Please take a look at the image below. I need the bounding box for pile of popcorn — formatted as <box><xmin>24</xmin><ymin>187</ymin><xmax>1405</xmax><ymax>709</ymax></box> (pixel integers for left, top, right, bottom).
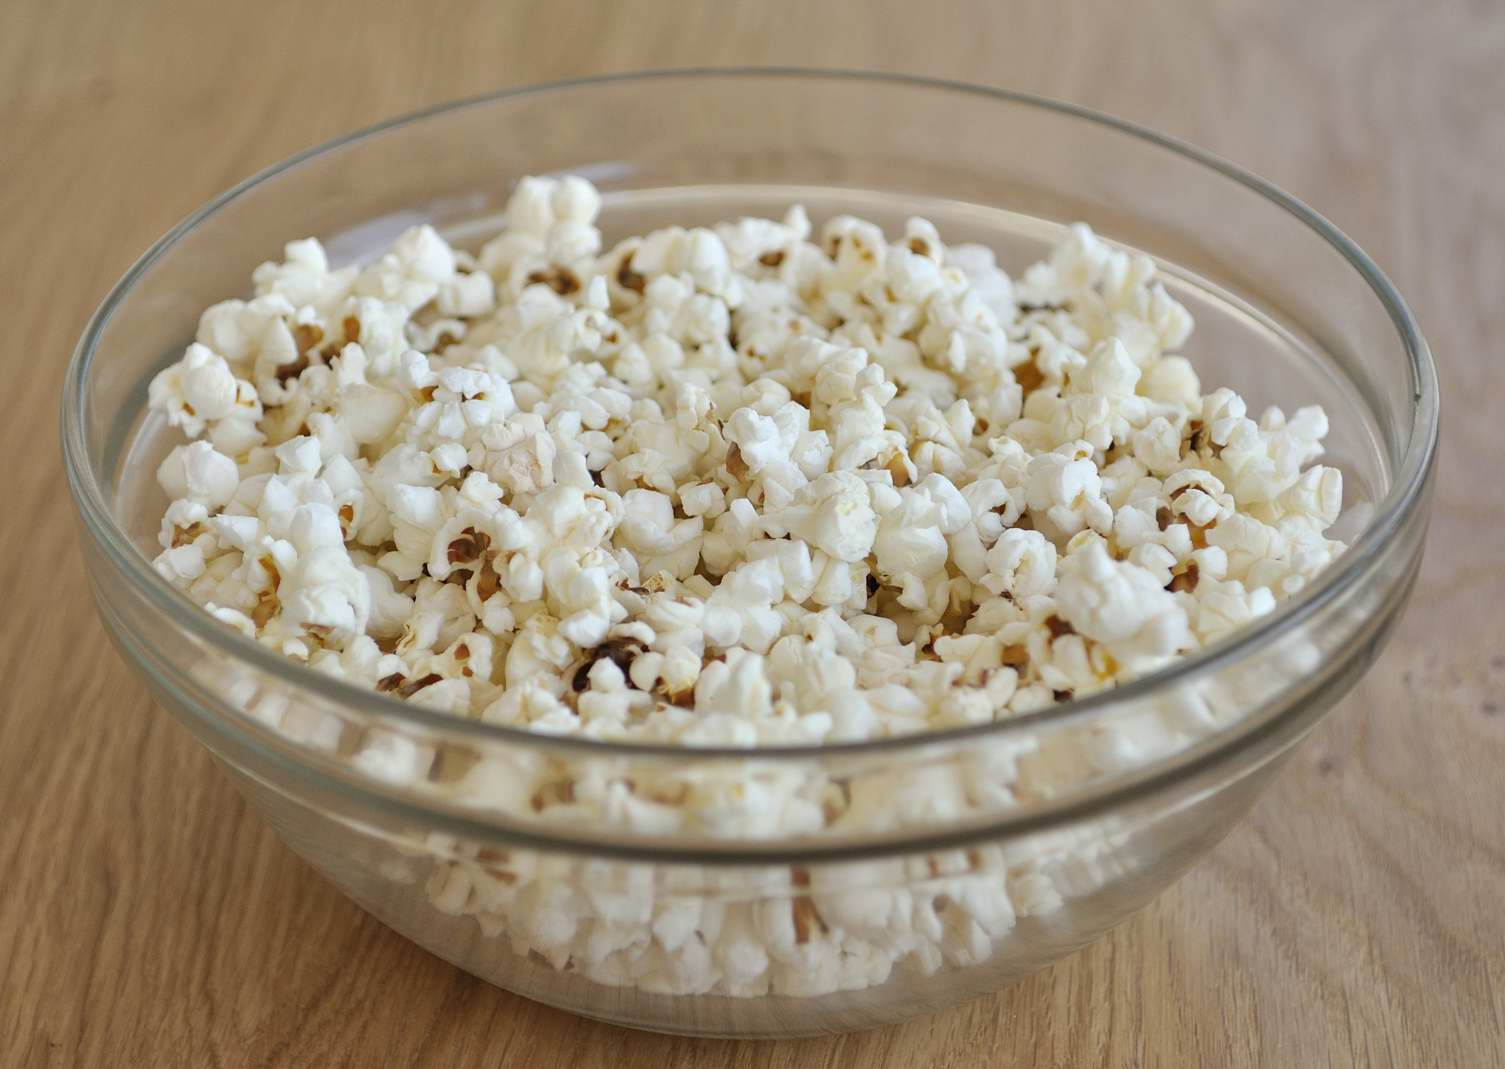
<box><xmin>149</xmin><ymin>176</ymin><xmax>1346</xmax><ymax>996</ymax></box>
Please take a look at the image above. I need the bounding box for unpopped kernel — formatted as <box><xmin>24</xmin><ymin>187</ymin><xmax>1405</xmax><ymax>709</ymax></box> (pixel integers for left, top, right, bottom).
<box><xmin>150</xmin><ymin>177</ymin><xmax>1346</xmax><ymax>997</ymax></box>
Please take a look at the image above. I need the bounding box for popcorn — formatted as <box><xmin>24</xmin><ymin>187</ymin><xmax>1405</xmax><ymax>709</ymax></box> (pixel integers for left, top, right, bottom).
<box><xmin>778</xmin><ymin>472</ymin><xmax>878</xmax><ymax>563</ymax></box>
<box><xmin>156</xmin><ymin>441</ymin><xmax>241</xmax><ymax>507</ymax></box>
<box><xmin>149</xmin><ymin>343</ymin><xmax>253</xmax><ymax>437</ymax></box>
<box><xmin>147</xmin><ymin>176</ymin><xmax>1349</xmax><ymax>1003</ymax></box>
<box><xmin>1055</xmin><ymin>542</ymin><xmax>1190</xmax><ymax>667</ymax></box>
<box><xmin>981</xmin><ymin>528</ymin><xmax>1058</xmax><ymax>599</ymax></box>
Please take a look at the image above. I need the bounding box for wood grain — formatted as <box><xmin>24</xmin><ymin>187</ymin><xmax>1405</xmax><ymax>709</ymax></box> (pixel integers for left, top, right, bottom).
<box><xmin>3</xmin><ymin>0</ymin><xmax>1501</xmax><ymax>1064</ymax></box>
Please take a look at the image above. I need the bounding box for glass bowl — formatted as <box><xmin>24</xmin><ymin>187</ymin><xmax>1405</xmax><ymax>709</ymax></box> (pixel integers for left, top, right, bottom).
<box><xmin>61</xmin><ymin>70</ymin><xmax>1438</xmax><ymax>1037</ymax></box>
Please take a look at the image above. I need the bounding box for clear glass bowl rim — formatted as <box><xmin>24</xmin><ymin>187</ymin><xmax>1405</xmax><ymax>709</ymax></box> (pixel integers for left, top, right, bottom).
<box><xmin>61</xmin><ymin>67</ymin><xmax>1440</xmax><ymax>778</ymax></box>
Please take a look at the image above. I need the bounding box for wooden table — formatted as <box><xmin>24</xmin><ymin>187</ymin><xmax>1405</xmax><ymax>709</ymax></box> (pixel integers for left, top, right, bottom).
<box><xmin>4</xmin><ymin>1</ymin><xmax>1500</xmax><ymax>1064</ymax></box>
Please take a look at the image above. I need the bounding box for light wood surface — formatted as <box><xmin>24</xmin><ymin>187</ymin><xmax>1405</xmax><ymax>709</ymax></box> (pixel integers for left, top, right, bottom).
<box><xmin>3</xmin><ymin>1</ymin><xmax>1501</xmax><ymax>1065</ymax></box>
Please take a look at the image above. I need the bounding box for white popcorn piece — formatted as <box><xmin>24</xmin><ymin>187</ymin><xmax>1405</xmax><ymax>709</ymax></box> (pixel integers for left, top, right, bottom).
<box><xmin>156</xmin><ymin>441</ymin><xmax>241</xmax><ymax>507</ymax></box>
<box><xmin>149</xmin><ymin>343</ymin><xmax>252</xmax><ymax>437</ymax></box>
<box><xmin>779</xmin><ymin>472</ymin><xmax>878</xmax><ymax>563</ymax></box>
